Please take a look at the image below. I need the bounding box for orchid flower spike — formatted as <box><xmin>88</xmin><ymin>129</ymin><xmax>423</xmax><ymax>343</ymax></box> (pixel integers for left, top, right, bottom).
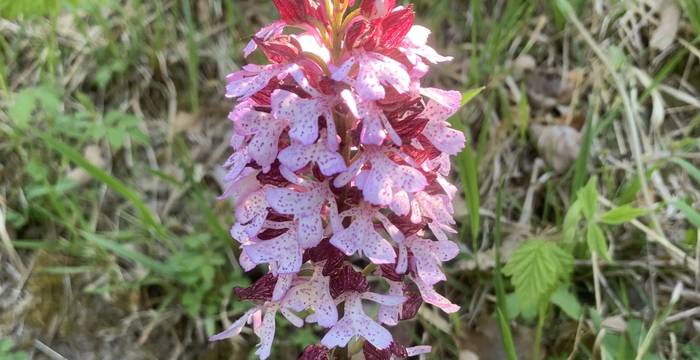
<box><xmin>215</xmin><ymin>0</ymin><xmax>465</xmax><ymax>358</ymax></box>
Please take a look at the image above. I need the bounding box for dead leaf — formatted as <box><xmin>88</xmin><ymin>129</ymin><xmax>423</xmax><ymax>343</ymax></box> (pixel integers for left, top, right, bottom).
<box><xmin>66</xmin><ymin>145</ymin><xmax>106</xmax><ymax>186</ymax></box>
<box><xmin>601</xmin><ymin>315</ymin><xmax>628</xmax><ymax>333</ymax></box>
<box><xmin>529</xmin><ymin>124</ymin><xmax>581</xmax><ymax>174</ymax></box>
<box><xmin>169</xmin><ymin>111</ymin><xmax>201</xmax><ymax>140</ymax></box>
<box><xmin>525</xmin><ymin>71</ymin><xmax>574</xmax><ymax>112</ymax></box>
<box><xmin>458</xmin><ymin>316</ymin><xmax>540</xmax><ymax>360</ymax></box>
<box><xmin>650</xmin><ymin>0</ymin><xmax>680</xmax><ymax>51</ymax></box>
<box><xmin>633</xmin><ymin>67</ymin><xmax>666</xmax><ymax>129</ymax></box>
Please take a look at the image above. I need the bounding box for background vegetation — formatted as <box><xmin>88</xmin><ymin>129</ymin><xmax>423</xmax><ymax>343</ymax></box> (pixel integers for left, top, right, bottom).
<box><xmin>1</xmin><ymin>0</ymin><xmax>699</xmax><ymax>359</ymax></box>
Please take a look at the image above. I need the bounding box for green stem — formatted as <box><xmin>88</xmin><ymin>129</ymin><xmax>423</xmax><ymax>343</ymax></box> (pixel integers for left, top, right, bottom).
<box><xmin>533</xmin><ymin>302</ymin><xmax>548</xmax><ymax>360</ymax></box>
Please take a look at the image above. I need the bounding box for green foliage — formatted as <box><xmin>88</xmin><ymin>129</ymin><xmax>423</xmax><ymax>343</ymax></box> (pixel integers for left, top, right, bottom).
<box><xmin>503</xmin><ymin>239</ymin><xmax>573</xmax><ymax>307</ymax></box>
<box><xmin>599</xmin><ymin>205</ymin><xmax>647</xmax><ymax>225</ymax></box>
<box><xmin>8</xmin><ymin>86</ymin><xmax>62</xmax><ymax>128</ymax></box>
<box><xmin>168</xmin><ymin>234</ymin><xmax>229</xmax><ymax>317</ymax></box>
<box><xmin>679</xmin><ymin>0</ymin><xmax>700</xmax><ymax>37</ymax></box>
<box><xmin>88</xmin><ymin>111</ymin><xmax>148</xmax><ymax>150</ymax></box>
<box><xmin>452</xmin><ymin>88</ymin><xmax>483</xmax><ymax>246</ymax></box>
<box><xmin>550</xmin><ymin>286</ymin><xmax>582</xmax><ymax>320</ymax></box>
<box><xmin>563</xmin><ymin>177</ymin><xmax>645</xmax><ymax>260</ymax></box>
<box><xmin>0</xmin><ymin>0</ymin><xmax>66</xmax><ymax>18</ymax></box>
<box><xmin>586</xmin><ymin>222</ymin><xmax>610</xmax><ymax>261</ymax></box>
<box><xmin>0</xmin><ymin>339</ymin><xmax>26</xmax><ymax>360</ymax></box>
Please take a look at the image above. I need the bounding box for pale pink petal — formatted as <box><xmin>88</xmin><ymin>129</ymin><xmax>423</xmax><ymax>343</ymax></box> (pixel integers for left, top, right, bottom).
<box><xmin>280</xmin><ymin>307</ymin><xmax>305</xmax><ymax>328</ymax></box>
<box><xmin>329</xmin><ymin>207</ymin><xmax>396</xmax><ymax>264</ymax></box>
<box><xmin>282</xmin><ymin>268</ymin><xmax>338</xmax><ymax>328</ymax></box>
<box><xmin>333</xmin><ymin>153</ymin><xmax>367</xmax><ymax>188</ymax></box>
<box><xmin>355</xmin><ymin>53</ymin><xmax>410</xmax><ymax>101</ymax></box>
<box><xmin>294</xmin><ymin>33</ymin><xmax>331</xmax><ymax>63</ymax></box>
<box><xmin>377</xmin><ymin>281</ymin><xmax>403</xmax><ymax>326</ymax></box>
<box><xmin>237</xmin><ymin>108</ymin><xmax>287</xmax><ymax>171</ymax></box>
<box><xmin>419</xmin><ymin>96</ymin><xmax>465</xmax><ymax>155</ymax></box>
<box><xmin>255</xmin><ymin>308</ymin><xmax>277</xmax><ymax>360</ymax></box>
<box><xmin>271</xmin><ymin>89</ymin><xmax>323</xmax><ymax>145</ymax></box>
<box><xmin>278</xmin><ymin>134</ymin><xmax>346</xmax><ymax>176</ymax></box>
<box><xmin>331</xmin><ymin>57</ymin><xmax>358</xmax><ymax>83</ymax></box>
<box><xmin>227</xmin><ymin>63</ymin><xmax>296</xmax><ymax>100</ymax></box>
<box><xmin>298</xmin><ymin>215</ymin><xmax>324</xmax><ymax>248</ymax></box>
<box><xmin>209</xmin><ymin>308</ymin><xmax>257</xmax><ymax>341</ymax></box>
<box><xmin>321</xmin><ymin>294</ymin><xmax>393</xmax><ymax>350</ymax></box>
<box><xmin>407</xmin><ymin>236</ymin><xmax>458</xmax><ymax>285</ymax></box>
<box><xmin>273</xmin><ymin>273</ymin><xmax>295</xmax><ymax>301</ymax></box>
<box><xmin>244</xmin><ymin>21</ymin><xmax>286</xmax><ymax>57</ymax></box>
<box><xmin>406</xmin><ymin>346</ymin><xmax>432</xmax><ymax>356</ymax></box>
<box><xmin>401</xmin><ymin>26</ymin><xmax>452</xmax><ymax>64</ymax></box>
<box><xmin>361</xmin><ymin>292</ymin><xmax>406</xmax><ymax>306</ymax></box>
<box><xmin>341</xmin><ymin>89</ymin><xmax>360</xmax><ymax>118</ymax></box>
<box><xmin>412</xmin><ymin>276</ymin><xmax>460</xmax><ymax>313</ymax></box>
<box><xmin>358</xmin><ymin>101</ymin><xmax>388</xmax><ymax>145</ymax></box>
<box><xmin>420</xmin><ymin>87</ymin><xmax>461</xmax><ymax>110</ymax></box>
<box><xmin>362</xmin><ymin>151</ymin><xmax>427</xmax><ymax>207</ymax></box>
<box><xmin>244</xmin><ymin>230</ymin><xmax>302</xmax><ymax>274</ymax></box>
<box><xmin>266</xmin><ymin>186</ymin><xmax>325</xmax><ymax>217</ymax></box>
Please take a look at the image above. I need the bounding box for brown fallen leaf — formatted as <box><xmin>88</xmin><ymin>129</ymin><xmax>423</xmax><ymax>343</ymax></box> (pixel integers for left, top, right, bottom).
<box><xmin>168</xmin><ymin>111</ymin><xmax>201</xmax><ymax>140</ymax></box>
<box><xmin>650</xmin><ymin>0</ymin><xmax>680</xmax><ymax>51</ymax></box>
<box><xmin>66</xmin><ymin>145</ymin><xmax>106</xmax><ymax>185</ymax></box>
<box><xmin>529</xmin><ymin>124</ymin><xmax>582</xmax><ymax>174</ymax></box>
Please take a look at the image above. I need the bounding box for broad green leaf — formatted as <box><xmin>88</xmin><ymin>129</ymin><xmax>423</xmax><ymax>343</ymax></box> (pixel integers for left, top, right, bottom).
<box><xmin>587</xmin><ymin>223</ymin><xmax>610</xmax><ymax>261</ymax></box>
<box><xmin>503</xmin><ymin>239</ymin><xmax>573</xmax><ymax>306</ymax></box>
<box><xmin>551</xmin><ymin>286</ymin><xmax>582</xmax><ymax>320</ymax></box>
<box><xmin>600</xmin><ymin>205</ymin><xmax>646</xmax><ymax>225</ymax></box>
<box><xmin>579</xmin><ymin>177</ymin><xmax>599</xmax><ymax>220</ymax></box>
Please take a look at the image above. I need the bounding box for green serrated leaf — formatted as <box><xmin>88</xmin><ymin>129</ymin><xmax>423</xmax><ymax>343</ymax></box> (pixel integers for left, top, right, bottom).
<box><xmin>587</xmin><ymin>223</ymin><xmax>610</xmax><ymax>261</ymax></box>
<box><xmin>503</xmin><ymin>239</ymin><xmax>573</xmax><ymax>306</ymax></box>
<box><xmin>579</xmin><ymin>177</ymin><xmax>599</xmax><ymax>220</ymax></box>
<box><xmin>599</xmin><ymin>205</ymin><xmax>646</xmax><ymax>225</ymax></box>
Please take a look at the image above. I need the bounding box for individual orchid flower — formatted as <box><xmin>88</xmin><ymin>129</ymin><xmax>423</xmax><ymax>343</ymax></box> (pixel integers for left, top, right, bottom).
<box><xmin>330</xmin><ymin>203</ymin><xmax>396</xmax><ymax>264</ymax></box>
<box><xmin>418</xmin><ymin>87</ymin><xmax>466</xmax><ymax>155</ymax></box>
<box><xmin>282</xmin><ymin>266</ymin><xmax>338</xmax><ymax>327</ymax></box>
<box><xmin>243</xmin><ymin>226</ymin><xmax>303</xmax><ymax>274</ymax></box>
<box><xmin>332</xmin><ymin>51</ymin><xmax>410</xmax><ymax>102</ymax></box>
<box><xmin>234</xmin><ymin>106</ymin><xmax>288</xmax><ymax>172</ymax></box>
<box><xmin>334</xmin><ymin>148</ymin><xmax>427</xmax><ymax>215</ymax></box>
<box><xmin>266</xmin><ymin>182</ymin><xmax>337</xmax><ymax>249</ymax></box>
<box><xmin>278</xmin><ymin>131</ymin><xmax>347</xmax><ymax>176</ymax></box>
<box><xmin>227</xmin><ymin>63</ymin><xmax>301</xmax><ymax>101</ymax></box>
<box><xmin>411</xmin><ymin>275</ymin><xmax>460</xmax><ymax>314</ymax></box>
<box><xmin>398</xmin><ymin>235</ymin><xmax>459</xmax><ymax>285</ymax></box>
<box><xmin>215</xmin><ymin>0</ymin><xmax>467</xmax><ymax>358</ymax></box>
<box><xmin>320</xmin><ymin>291</ymin><xmax>403</xmax><ymax>350</ymax></box>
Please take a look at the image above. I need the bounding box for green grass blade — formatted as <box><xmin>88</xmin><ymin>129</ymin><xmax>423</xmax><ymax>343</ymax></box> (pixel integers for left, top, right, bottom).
<box><xmin>182</xmin><ymin>0</ymin><xmax>200</xmax><ymax>113</ymax></box>
<box><xmin>456</xmin><ymin>144</ymin><xmax>481</xmax><ymax>249</ymax></box>
<box><xmin>83</xmin><ymin>232</ymin><xmax>174</xmax><ymax>277</ymax></box>
<box><xmin>674</xmin><ymin>200</ymin><xmax>700</xmax><ymax>229</ymax></box>
<box><xmin>670</xmin><ymin>158</ymin><xmax>700</xmax><ymax>186</ymax></box>
<box><xmin>40</xmin><ymin>134</ymin><xmax>173</xmax><ymax>249</ymax></box>
<box><xmin>494</xmin><ymin>186</ymin><xmax>517</xmax><ymax>360</ymax></box>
